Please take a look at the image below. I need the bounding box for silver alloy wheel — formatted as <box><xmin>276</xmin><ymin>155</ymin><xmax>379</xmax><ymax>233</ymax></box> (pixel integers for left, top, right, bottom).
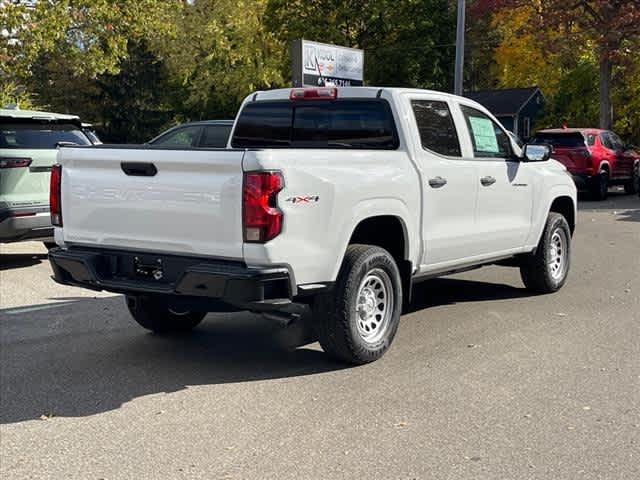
<box><xmin>548</xmin><ymin>228</ymin><xmax>567</xmax><ymax>281</ymax></box>
<box><xmin>355</xmin><ymin>268</ymin><xmax>394</xmax><ymax>344</ymax></box>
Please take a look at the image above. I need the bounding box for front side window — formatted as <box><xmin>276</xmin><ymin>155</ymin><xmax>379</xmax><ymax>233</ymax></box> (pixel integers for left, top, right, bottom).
<box><xmin>232</xmin><ymin>99</ymin><xmax>398</xmax><ymax>149</ymax></box>
<box><xmin>0</xmin><ymin>123</ymin><xmax>91</xmax><ymax>149</ymax></box>
<box><xmin>600</xmin><ymin>133</ymin><xmax>614</xmax><ymax>150</ymax></box>
<box><xmin>152</xmin><ymin>125</ymin><xmax>202</xmax><ymax>147</ymax></box>
<box><xmin>411</xmin><ymin>100</ymin><xmax>461</xmax><ymax>157</ymax></box>
<box><xmin>460</xmin><ymin>105</ymin><xmax>511</xmax><ymax>158</ymax></box>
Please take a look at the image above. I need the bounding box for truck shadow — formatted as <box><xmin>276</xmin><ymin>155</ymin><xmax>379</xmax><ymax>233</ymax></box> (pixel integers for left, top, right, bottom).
<box><xmin>407</xmin><ymin>277</ymin><xmax>530</xmax><ymax>313</ymax></box>
<box><xmin>0</xmin><ymin>252</ymin><xmax>47</xmax><ymax>271</ymax></box>
<box><xmin>1</xmin><ymin>276</ymin><xmax>532</xmax><ymax>424</ymax></box>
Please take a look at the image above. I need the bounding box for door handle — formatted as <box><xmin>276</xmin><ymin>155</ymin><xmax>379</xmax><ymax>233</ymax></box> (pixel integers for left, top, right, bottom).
<box><xmin>428</xmin><ymin>176</ymin><xmax>447</xmax><ymax>188</ymax></box>
<box><xmin>121</xmin><ymin>162</ymin><xmax>158</xmax><ymax>177</ymax></box>
<box><xmin>480</xmin><ymin>176</ymin><xmax>496</xmax><ymax>186</ymax></box>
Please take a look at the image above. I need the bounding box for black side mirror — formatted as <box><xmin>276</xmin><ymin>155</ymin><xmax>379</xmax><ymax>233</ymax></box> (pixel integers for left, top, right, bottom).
<box><xmin>523</xmin><ymin>143</ymin><xmax>551</xmax><ymax>162</ymax></box>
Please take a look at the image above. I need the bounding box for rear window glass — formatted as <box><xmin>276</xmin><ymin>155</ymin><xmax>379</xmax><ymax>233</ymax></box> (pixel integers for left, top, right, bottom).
<box><xmin>532</xmin><ymin>133</ymin><xmax>585</xmax><ymax>148</ymax></box>
<box><xmin>0</xmin><ymin>123</ymin><xmax>91</xmax><ymax>149</ymax></box>
<box><xmin>231</xmin><ymin>100</ymin><xmax>398</xmax><ymax>149</ymax></box>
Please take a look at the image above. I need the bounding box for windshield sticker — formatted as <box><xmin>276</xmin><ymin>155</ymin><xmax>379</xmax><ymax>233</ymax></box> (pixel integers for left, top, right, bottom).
<box><xmin>469</xmin><ymin>116</ymin><xmax>499</xmax><ymax>153</ymax></box>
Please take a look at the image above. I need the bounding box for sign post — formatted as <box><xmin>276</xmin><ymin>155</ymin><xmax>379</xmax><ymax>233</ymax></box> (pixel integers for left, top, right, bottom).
<box><xmin>291</xmin><ymin>40</ymin><xmax>364</xmax><ymax>87</ymax></box>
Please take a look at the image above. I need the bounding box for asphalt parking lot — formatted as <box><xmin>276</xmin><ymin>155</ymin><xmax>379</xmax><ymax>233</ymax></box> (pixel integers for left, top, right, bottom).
<box><xmin>1</xmin><ymin>192</ymin><xmax>639</xmax><ymax>480</ymax></box>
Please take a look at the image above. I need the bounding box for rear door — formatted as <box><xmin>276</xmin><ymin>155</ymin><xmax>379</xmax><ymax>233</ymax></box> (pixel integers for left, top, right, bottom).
<box><xmin>405</xmin><ymin>94</ymin><xmax>479</xmax><ymax>267</ymax></box>
<box><xmin>0</xmin><ymin>121</ymin><xmax>91</xmax><ymax>211</ymax></box>
<box><xmin>457</xmin><ymin>103</ymin><xmax>533</xmax><ymax>255</ymax></box>
<box><xmin>58</xmin><ymin>147</ymin><xmax>246</xmax><ymax>259</ymax></box>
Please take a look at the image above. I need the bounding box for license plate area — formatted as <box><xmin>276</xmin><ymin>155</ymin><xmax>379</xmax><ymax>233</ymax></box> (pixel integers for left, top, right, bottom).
<box><xmin>133</xmin><ymin>255</ymin><xmax>164</xmax><ymax>281</ymax></box>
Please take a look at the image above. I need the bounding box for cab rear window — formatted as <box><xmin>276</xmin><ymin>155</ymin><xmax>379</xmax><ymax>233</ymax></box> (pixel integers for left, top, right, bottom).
<box><xmin>231</xmin><ymin>99</ymin><xmax>399</xmax><ymax>149</ymax></box>
<box><xmin>532</xmin><ymin>133</ymin><xmax>586</xmax><ymax>148</ymax></box>
<box><xmin>0</xmin><ymin>123</ymin><xmax>91</xmax><ymax>149</ymax></box>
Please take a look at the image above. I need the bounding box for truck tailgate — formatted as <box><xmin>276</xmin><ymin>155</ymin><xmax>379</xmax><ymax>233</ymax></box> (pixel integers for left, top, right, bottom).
<box><xmin>58</xmin><ymin>147</ymin><xmax>245</xmax><ymax>259</ymax></box>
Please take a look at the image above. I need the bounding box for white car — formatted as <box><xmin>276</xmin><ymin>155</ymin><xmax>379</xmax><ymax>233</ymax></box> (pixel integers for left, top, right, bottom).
<box><xmin>49</xmin><ymin>87</ymin><xmax>577</xmax><ymax>364</ymax></box>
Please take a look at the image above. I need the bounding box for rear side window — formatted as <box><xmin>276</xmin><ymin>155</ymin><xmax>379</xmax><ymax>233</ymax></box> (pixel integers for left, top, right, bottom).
<box><xmin>0</xmin><ymin>123</ymin><xmax>91</xmax><ymax>149</ymax></box>
<box><xmin>533</xmin><ymin>133</ymin><xmax>586</xmax><ymax>148</ymax></box>
<box><xmin>200</xmin><ymin>124</ymin><xmax>232</xmax><ymax>148</ymax></box>
<box><xmin>231</xmin><ymin>99</ymin><xmax>398</xmax><ymax>149</ymax></box>
<box><xmin>411</xmin><ymin>100</ymin><xmax>461</xmax><ymax>157</ymax></box>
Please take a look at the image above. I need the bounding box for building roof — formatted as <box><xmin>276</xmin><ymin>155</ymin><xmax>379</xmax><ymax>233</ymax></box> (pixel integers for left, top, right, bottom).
<box><xmin>464</xmin><ymin>87</ymin><xmax>542</xmax><ymax>116</ymax></box>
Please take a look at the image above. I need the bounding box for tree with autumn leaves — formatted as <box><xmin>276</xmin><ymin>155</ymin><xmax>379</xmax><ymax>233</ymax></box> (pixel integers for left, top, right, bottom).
<box><xmin>2</xmin><ymin>0</ymin><xmax>639</xmax><ymax>142</ymax></box>
<box><xmin>474</xmin><ymin>0</ymin><xmax>640</xmax><ymax>131</ymax></box>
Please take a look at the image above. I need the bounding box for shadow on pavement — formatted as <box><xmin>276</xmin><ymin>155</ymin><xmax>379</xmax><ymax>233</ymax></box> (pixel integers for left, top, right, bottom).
<box><xmin>0</xmin><ymin>275</ymin><xmax>536</xmax><ymax>424</ymax></box>
<box><xmin>0</xmin><ymin>253</ymin><xmax>47</xmax><ymax>271</ymax></box>
<box><xmin>407</xmin><ymin>277</ymin><xmax>531</xmax><ymax>313</ymax></box>
<box><xmin>0</xmin><ymin>295</ymin><xmax>336</xmax><ymax>424</ymax></box>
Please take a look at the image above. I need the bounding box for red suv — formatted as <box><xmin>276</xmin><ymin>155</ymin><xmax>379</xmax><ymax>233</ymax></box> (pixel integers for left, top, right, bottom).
<box><xmin>533</xmin><ymin>128</ymin><xmax>640</xmax><ymax>200</ymax></box>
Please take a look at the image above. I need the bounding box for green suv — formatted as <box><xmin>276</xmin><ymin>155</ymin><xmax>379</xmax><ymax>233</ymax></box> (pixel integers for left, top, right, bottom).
<box><xmin>1</xmin><ymin>108</ymin><xmax>95</xmax><ymax>245</ymax></box>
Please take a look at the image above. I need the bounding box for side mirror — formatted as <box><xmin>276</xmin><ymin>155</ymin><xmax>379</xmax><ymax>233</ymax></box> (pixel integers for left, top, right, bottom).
<box><xmin>523</xmin><ymin>143</ymin><xmax>551</xmax><ymax>162</ymax></box>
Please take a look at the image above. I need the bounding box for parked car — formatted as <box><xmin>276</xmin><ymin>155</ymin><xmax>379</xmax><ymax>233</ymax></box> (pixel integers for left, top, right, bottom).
<box><xmin>148</xmin><ymin>120</ymin><xmax>233</xmax><ymax>148</ymax></box>
<box><xmin>532</xmin><ymin>128</ymin><xmax>640</xmax><ymax>200</ymax></box>
<box><xmin>0</xmin><ymin>108</ymin><xmax>93</xmax><ymax>245</ymax></box>
<box><xmin>49</xmin><ymin>87</ymin><xmax>576</xmax><ymax>364</ymax></box>
<box><xmin>81</xmin><ymin>123</ymin><xmax>102</xmax><ymax>145</ymax></box>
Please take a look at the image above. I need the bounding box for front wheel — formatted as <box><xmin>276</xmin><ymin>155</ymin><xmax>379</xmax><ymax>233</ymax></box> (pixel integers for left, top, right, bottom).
<box><xmin>126</xmin><ymin>295</ymin><xmax>206</xmax><ymax>333</ymax></box>
<box><xmin>624</xmin><ymin>163</ymin><xmax>639</xmax><ymax>194</ymax></box>
<box><xmin>313</xmin><ymin>245</ymin><xmax>403</xmax><ymax>364</ymax></box>
<box><xmin>520</xmin><ymin>212</ymin><xmax>571</xmax><ymax>294</ymax></box>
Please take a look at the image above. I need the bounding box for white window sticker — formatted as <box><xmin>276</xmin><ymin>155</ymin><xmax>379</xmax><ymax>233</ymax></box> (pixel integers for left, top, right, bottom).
<box><xmin>469</xmin><ymin>116</ymin><xmax>499</xmax><ymax>153</ymax></box>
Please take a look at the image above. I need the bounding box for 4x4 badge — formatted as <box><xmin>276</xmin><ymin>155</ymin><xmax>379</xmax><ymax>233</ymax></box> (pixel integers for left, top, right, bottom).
<box><xmin>285</xmin><ymin>196</ymin><xmax>320</xmax><ymax>204</ymax></box>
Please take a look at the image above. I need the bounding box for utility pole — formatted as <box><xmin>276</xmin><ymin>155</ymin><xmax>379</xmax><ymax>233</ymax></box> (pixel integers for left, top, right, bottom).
<box><xmin>454</xmin><ymin>0</ymin><xmax>466</xmax><ymax>96</ymax></box>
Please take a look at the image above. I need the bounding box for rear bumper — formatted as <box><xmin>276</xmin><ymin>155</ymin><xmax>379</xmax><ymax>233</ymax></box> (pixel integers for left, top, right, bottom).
<box><xmin>0</xmin><ymin>207</ymin><xmax>53</xmax><ymax>243</ymax></box>
<box><xmin>49</xmin><ymin>247</ymin><xmax>294</xmax><ymax>311</ymax></box>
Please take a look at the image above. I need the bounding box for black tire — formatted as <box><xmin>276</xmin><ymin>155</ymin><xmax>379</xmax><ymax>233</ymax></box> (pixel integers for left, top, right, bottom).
<box><xmin>520</xmin><ymin>212</ymin><xmax>571</xmax><ymax>294</ymax></box>
<box><xmin>624</xmin><ymin>163</ymin><xmax>639</xmax><ymax>194</ymax></box>
<box><xmin>125</xmin><ymin>295</ymin><xmax>205</xmax><ymax>333</ymax></box>
<box><xmin>313</xmin><ymin>244</ymin><xmax>402</xmax><ymax>364</ymax></box>
<box><xmin>590</xmin><ymin>171</ymin><xmax>609</xmax><ymax>200</ymax></box>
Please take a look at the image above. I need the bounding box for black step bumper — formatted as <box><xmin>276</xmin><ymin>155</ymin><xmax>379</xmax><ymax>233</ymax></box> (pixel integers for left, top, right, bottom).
<box><xmin>49</xmin><ymin>247</ymin><xmax>294</xmax><ymax>311</ymax></box>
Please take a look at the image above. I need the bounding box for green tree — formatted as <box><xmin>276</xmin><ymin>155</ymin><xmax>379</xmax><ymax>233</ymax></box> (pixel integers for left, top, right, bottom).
<box><xmin>156</xmin><ymin>0</ymin><xmax>285</xmax><ymax>120</ymax></box>
<box><xmin>265</xmin><ymin>0</ymin><xmax>457</xmax><ymax>90</ymax></box>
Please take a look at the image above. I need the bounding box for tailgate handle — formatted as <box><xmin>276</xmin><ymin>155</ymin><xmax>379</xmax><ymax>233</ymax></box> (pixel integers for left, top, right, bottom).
<box><xmin>121</xmin><ymin>162</ymin><xmax>157</xmax><ymax>177</ymax></box>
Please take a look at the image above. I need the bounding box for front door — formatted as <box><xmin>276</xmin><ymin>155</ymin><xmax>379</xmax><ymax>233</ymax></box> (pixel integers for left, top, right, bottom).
<box><xmin>457</xmin><ymin>104</ymin><xmax>533</xmax><ymax>256</ymax></box>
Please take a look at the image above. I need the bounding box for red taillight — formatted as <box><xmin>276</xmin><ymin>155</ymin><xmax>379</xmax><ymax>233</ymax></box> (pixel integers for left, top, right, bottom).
<box><xmin>0</xmin><ymin>157</ymin><xmax>32</xmax><ymax>169</ymax></box>
<box><xmin>243</xmin><ymin>171</ymin><xmax>284</xmax><ymax>243</ymax></box>
<box><xmin>50</xmin><ymin>164</ymin><xmax>62</xmax><ymax>227</ymax></box>
<box><xmin>290</xmin><ymin>87</ymin><xmax>338</xmax><ymax>100</ymax></box>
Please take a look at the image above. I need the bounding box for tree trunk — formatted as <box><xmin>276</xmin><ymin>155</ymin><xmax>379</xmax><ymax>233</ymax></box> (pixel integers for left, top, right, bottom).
<box><xmin>599</xmin><ymin>52</ymin><xmax>613</xmax><ymax>130</ymax></box>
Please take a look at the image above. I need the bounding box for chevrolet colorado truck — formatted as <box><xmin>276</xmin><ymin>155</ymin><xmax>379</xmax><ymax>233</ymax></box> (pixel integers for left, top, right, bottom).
<box><xmin>48</xmin><ymin>87</ymin><xmax>577</xmax><ymax>364</ymax></box>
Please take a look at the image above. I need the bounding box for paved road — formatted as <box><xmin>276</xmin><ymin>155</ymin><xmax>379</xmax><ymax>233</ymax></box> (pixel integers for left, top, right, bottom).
<box><xmin>1</xmin><ymin>192</ymin><xmax>639</xmax><ymax>479</ymax></box>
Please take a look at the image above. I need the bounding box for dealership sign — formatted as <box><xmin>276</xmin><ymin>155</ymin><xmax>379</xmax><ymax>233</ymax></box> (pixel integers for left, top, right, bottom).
<box><xmin>291</xmin><ymin>40</ymin><xmax>364</xmax><ymax>87</ymax></box>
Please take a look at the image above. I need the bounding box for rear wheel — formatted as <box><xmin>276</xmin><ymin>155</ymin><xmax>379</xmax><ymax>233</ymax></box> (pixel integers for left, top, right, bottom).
<box><xmin>520</xmin><ymin>212</ymin><xmax>571</xmax><ymax>294</ymax></box>
<box><xmin>126</xmin><ymin>295</ymin><xmax>205</xmax><ymax>333</ymax></box>
<box><xmin>590</xmin><ymin>171</ymin><xmax>609</xmax><ymax>200</ymax></box>
<box><xmin>313</xmin><ymin>244</ymin><xmax>402</xmax><ymax>364</ymax></box>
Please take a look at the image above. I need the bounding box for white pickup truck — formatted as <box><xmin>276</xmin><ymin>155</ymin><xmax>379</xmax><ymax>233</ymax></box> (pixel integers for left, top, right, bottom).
<box><xmin>49</xmin><ymin>87</ymin><xmax>577</xmax><ymax>364</ymax></box>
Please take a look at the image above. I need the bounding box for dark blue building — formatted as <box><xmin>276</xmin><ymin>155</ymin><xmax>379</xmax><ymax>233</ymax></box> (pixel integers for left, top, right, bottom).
<box><xmin>465</xmin><ymin>87</ymin><xmax>545</xmax><ymax>141</ymax></box>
